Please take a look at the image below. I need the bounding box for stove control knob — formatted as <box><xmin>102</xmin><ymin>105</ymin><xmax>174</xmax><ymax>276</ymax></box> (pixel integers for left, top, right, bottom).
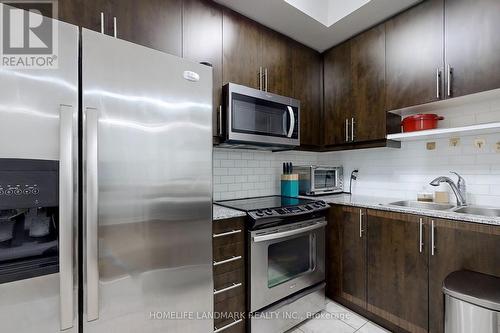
<box><xmin>264</xmin><ymin>209</ymin><xmax>273</xmax><ymax>215</ymax></box>
<box><xmin>276</xmin><ymin>208</ymin><xmax>285</xmax><ymax>215</ymax></box>
<box><xmin>318</xmin><ymin>201</ymin><xmax>326</xmax><ymax>206</ymax></box>
<box><xmin>255</xmin><ymin>210</ymin><xmax>265</xmax><ymax>217</ymax></box>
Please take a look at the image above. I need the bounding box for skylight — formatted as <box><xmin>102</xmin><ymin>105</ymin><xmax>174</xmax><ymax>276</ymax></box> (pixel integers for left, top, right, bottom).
<box><xmin>284</xmin><ymin>0</ymin><xmax>372</xmax><ymax>27</ymax></box>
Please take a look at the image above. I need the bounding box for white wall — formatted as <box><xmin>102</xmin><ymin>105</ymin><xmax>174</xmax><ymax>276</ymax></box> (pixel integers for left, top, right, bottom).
<box><xmin>214</xmin><ymin>132</ymin><xmax>500</xmax><ymax>206</ymax></box>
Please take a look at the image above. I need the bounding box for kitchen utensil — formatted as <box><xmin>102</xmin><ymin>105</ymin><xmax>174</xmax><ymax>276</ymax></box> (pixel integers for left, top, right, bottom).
<box><xmin>402</xmin><ymin>114</ymin><xmax>444</xmax><ymax>132</ymax></box>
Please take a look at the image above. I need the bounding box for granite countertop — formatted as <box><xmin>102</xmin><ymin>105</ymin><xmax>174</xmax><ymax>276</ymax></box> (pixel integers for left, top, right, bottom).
<box><xmin>302</xmin><ymin>193</ymin><xmax>500</xmax><ymax>226</ymax></box>
<box><xmin>213</xmin><ymin>204</ymin><xmax>246</xmax><ymax>221</ymax></box>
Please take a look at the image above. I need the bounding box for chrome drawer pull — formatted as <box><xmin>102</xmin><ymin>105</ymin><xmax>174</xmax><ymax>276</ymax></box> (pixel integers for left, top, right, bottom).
<box><xmin>214</xmin><ymin>318</ymin><xmax>243</xmax><ymax>332</ymax></box>
<box><xmin>213</xmin><ymin>229</ymin><xmax>242</xmax><ymax>238</ymax></box>
<box><xmin>214</xmin><ymin>282</ymin><xmax>242</xmax><ymax>295</ymax></box>
<box><xmin>213</xmin><ymin>256</ymin><xmax>242</xmax><ymax>266</ymax></box>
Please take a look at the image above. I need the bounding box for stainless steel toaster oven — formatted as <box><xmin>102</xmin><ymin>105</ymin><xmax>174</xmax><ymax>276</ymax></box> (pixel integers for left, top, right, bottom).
<box><xmin>295</xmin><ymin>166</ymin><xmax>344</xmax><ymax>196</ymax></box>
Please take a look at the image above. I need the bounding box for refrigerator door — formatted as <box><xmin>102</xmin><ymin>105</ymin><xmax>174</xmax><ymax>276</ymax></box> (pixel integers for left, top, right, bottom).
<box><xmin>0</xmin><ymin>7</ymin><xmax>79</xmax><ymax>333</ymax></box>
<box><xmin>82</xmin><ymin>29</ymin><xmax>213</xmax><ymax>333</ymax></box>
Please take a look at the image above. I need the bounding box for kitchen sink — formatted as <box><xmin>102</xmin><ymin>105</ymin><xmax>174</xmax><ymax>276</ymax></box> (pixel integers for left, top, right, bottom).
<box><xmin>452</xmin><ymin>206</ymin><xmax>500</xmax><ymax>217</ymax></box>
<box><xmin>386</xmin><ymin>200</ymin><xmax>456</xmax><ymax>211</ymax></box>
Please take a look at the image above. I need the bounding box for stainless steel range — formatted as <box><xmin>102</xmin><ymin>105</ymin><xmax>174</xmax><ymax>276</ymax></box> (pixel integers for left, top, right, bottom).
<box><xmin>217</xmin><ymin>196</ymin><xmax>328</xmax><ymax>333</ymax></box>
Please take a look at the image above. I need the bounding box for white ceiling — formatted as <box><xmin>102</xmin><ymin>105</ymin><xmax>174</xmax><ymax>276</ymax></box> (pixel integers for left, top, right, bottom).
<box><xmin>214</xmin><ymin>0</ymin><xmax>422</xmax><ymax>52</ymax></box>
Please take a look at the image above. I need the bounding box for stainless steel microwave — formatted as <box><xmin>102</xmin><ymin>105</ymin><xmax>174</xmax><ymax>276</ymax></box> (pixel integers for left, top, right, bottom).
<box><xmin>220</xmin><ymin>83</ymin><xmax>300</xmax><ymax>150</ymax></box>
<box><xmin>295</xmin><ymin>166</ymin><xmax>344</xmax><ymax>196</ymax></box>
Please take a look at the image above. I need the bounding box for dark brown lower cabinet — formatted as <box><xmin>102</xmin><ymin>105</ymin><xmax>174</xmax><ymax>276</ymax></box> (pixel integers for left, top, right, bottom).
<box><xmin>428</xmin><ymin>218</ymin><xmax>500</xmax><ymax>333</ymax></box>
<box><xmin>327</xmin><ymin>205</ymin><xmax>367</xmax><ymax>309</ymax></box>
<box><xmin>367</xmin><ymin>210</ymin><xmax>429</xmax><ymax>333</ymax></box>
<box><xmin>213</xmin><ymin>217</ymin><xmax>247</xmax><ymax>333</ymax></box>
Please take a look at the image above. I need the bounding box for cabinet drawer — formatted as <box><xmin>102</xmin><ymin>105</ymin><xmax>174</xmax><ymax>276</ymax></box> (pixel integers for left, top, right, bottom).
<box><xmin>213</xmin><ymin>229</ymin><xmax>244</xmax><ymax>247</ymax></box>
<box><xmin>214</xmin><ymin>268</ymin><xmax>245</xmax><ymax>290</ymax></box>
<box><xmin>213</xmin><ymin>242</ymin><xmax>244</xmax><ymax>262</ymax></box>
<box><xmin>215</xmin><ymin>295</ymin><xmax>246</xmax><ymax>326</ymax></box>
<box><xmin>214</xmin><ymin>257</ymin><xmax>244</xmax><ymax>276</ymax></box>
<box><xmin>213</xmin><ymin>217</ymin><xmax>245</xmax><ymax>234</ymax></box>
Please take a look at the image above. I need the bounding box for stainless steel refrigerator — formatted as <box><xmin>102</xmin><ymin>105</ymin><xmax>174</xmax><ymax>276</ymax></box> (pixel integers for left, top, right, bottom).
<box><xmin>0</xmin><ymin>8</ymin><xmax>213</xmax><ymax>332</ymax></box>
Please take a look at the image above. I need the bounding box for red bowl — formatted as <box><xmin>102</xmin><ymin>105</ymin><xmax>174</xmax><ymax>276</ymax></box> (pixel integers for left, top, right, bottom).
<box><xmin>402</xmin><ymin>114</ymin><xmax>444</xmax><ymax>132</ymax></box>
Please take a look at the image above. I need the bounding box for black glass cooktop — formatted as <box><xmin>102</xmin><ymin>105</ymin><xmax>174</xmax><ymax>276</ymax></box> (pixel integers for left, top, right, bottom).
<box><xmin>216</xmin><ymin>195</ymin><xmax>316</xmax><ymax>212</ymax></box>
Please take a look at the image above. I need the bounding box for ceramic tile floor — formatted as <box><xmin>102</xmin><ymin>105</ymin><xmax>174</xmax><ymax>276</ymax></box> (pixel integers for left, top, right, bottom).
<box><xmin>288</xmin><ymin>299</ymin><xmax>391</xmax><ymax>333</ymax></box>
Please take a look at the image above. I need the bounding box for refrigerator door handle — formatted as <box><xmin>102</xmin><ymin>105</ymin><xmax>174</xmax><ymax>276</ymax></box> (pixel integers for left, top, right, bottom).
<box><xmin>59</xmin><ymin>104</ymin><xmax>75</xmax><ymax>330</ymax></box>
<box><xmin>85</xmin><ymin>107</ymin><xmax>99</xmax><ymax>322</ymax></box>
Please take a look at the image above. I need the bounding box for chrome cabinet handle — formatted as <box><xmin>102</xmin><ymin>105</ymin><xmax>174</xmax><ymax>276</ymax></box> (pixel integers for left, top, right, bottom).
<box><xmin>265</xmin><ymin>67</ymin><xmax>268</xmax><ymax>92</ymax></box>
<box><xmin>218</xmin><ymin>105</ymin><xmax>223</xmax><ymax>137</ymax></box>
<box><xmin>213</xmin><ymin>229</ymin><xmax>241</xmax><ymax>238</ymax></box>
<box><xmin>447</xmin><ymin>64</ymin><xmax>452</xmax><ymax>97</ymax></box>
<box><xmin>351</xmin><ymin>117</ymin><xmax>355</xmax><ymax>142</ymax></box>
<box><xmin>213</xmin><ymin>282</ymin><xmax>242</xmax><ymax>295</ymax></box>
<box><xmin>286</xmin><ymin>106</ymin><xmax>295</xmax><ymax>138</ymax></box>
<box><xmin>345</xmin><ymin>119</ymin><xmax>349</xmax><ymax>142</ymax></box>
<box><xmin>419</xmin><ymin>218</ymin><xmax>423</xmax><ymax>253</ymax></box>
<box><xmin>359</xmin><ymin>209</ymin><xmax>364</xmax><ymax>238</ymax></box>
<box><xmin>85</xmin><ymin>107</ymin><xmax>99</xmax><ymax>322</ymax></box>
<box><xmin>213</xmin><ymin>256</ymin><xmax>242</xmax><ymax>266</ymax></box>
<box><xmin>253</xmin><ymin>219</ymin><xmax>327</xmax><ymax>243</ymax></box>
<box><xmin>100</xmin><ymin>12</ymin><xmax>104</xmax><ymax>34</ymax></box>
<box><xmin>214</xmin><ymin>318</ymin><xmax>243</xmax><ymax>332</ymax></box>
<box><xmin>431</xmin><ymin>220</ymin><xmax>435</xmax><ymax>256</ymax></box>
<box><xmin>259</xmin><ymin>67</ymin><xmax>263</xmax><ymax>90</ymax></box>
<box><xmin>113</xmin><ymin>17</ymin><xmax>117</xmax><ymax>38</ymax></box>
<box><xmin>436</xmin><ymin>68</ymin><xmax>441</xmax><ymax>99</ymax></box>
<box><xmin>59</xmin><ymin>105</ymin><xmax>75</xmax><ymax>330</ymax></box>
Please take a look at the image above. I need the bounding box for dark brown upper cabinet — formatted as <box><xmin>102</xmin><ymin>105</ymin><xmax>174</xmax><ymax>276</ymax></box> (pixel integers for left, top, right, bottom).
<box><xmin>59</xmin><ymin>0</ymin><xmax>111</xmax><ymax>33</ymax></box>
<box><xmin>222</xmin><ymin>9</ymin><xmax>263</xmax><ymax>90</ymax></box>
<box><xmin>261</xmin><ymin>28</ymin><xmax>292</xmax><ymax>96</ymax></box>
<box><xmin>323</xmin><ymin>41</ymin><xmax>352</xmax><ymax>146</ymax></box>
<box><xmin>445</xmin><ymin>0</ymin><xmax>500</xmax><ymax>98</ymax></box>
<box><xmin>385</xmin><ymin>0</ymin><xmax>444</xmax><ymax>111</ymax></box>
<box><xmin>428</xmin><ymin>218</ymin><xmax>500</xmax><ymax>333</ymax></box>
<box><xmin>110</xmin><ymin>0</ymin><xmax>182</xmax><ymax>56</ymax></box>
<box><xmin>367</xmin><ymin>210</ymin><xmax>429</xmax><ymax>333</ymax></box>
<box><xmin>291</xmin><ymin>43</ymin><xmax>322</xmax><ymax>147</ymax></box>
<box><xmin>183</xmin><ymin>0</ymin><xmax>223</xmax><ymax>138</ymax></box>
<box><xmin>350</xmin><ymin>25</ymin><xmax>386</xmax><ymax>143</ymax></box>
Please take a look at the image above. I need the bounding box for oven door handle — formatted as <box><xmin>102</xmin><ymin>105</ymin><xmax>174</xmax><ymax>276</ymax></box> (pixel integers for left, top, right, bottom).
<box><xmin>253</xmin><ymin>220</ymin><xmax>327</xmax><ymax>243</ymax></box>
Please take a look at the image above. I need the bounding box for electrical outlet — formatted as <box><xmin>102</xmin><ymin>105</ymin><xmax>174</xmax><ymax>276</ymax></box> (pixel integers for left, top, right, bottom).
<box><xmin>449</xmin><ymin>137</ymin><xmax>460</xmax><ymax>147</ymax></box>
<box><xmin>426</xmin><ymin>142</ymin><xmax>436</xmax><ymax>150</ymax></box>
<box><xmin>496</xmin><ymin>141</ymin><xmax>500</xmax><ymax>153</ymax></box>
<box><xmin>474</xmin><ymin>138</ymin><xmax>486</xmax><ymax>150</ymax></box>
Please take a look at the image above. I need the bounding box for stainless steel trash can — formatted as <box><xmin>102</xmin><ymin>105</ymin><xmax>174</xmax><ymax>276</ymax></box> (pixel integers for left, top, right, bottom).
<box><xmin>443</xmin><ymin>270</ymin><xmax>500</xmax><ymax>333</ymax></box>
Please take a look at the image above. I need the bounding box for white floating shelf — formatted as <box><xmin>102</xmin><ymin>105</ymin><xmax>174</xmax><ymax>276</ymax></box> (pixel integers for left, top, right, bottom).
<box><xmin>387</xmin><ymin>122</ymin><xmax>500</xmax><ymax>142</ymax></box>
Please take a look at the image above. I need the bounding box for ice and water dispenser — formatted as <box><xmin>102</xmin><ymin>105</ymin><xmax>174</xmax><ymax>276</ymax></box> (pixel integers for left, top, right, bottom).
<box><xmin>0</xmin><ymin>159</ymin><xmax>59</xmax><ymax>284</ymax></box>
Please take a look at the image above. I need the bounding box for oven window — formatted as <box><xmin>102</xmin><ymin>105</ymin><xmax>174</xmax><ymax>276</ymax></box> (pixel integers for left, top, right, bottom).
<box><xmin>314</xmin><ymin>169</ymin><xmax>337</xmax><ymax>189</ymax></box>
<box><xmin>268</xmin><ymin>235</ymin><xmax>313</xmax><ymax>288</ymax></box>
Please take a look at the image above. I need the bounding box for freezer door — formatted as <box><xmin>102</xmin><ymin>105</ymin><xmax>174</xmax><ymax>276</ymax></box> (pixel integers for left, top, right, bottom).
<box><xmin>82</xmin><ymin>29</ymin><xmax>213</xmax><ymax>333</ymax></box>
<box><xmin>0</xmin><ymin>8</ymin><xmax>79</xmax><ymax>333</ymax></box>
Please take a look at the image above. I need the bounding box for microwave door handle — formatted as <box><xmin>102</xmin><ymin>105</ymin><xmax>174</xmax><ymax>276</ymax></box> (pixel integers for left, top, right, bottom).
<box><xmin>286</xmin><ymin>106</ymin><xmax>295</xmax><ymax>138</ymax></box>
<box><xmin>253</xmin><ymin>220</ymin><xmax>327</xmax><ymax>243</ymax></box>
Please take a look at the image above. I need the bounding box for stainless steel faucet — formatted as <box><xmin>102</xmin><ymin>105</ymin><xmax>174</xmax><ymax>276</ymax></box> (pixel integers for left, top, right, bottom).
<box><xmin>429</xmin><ymin>171</ymin><xmax>467</xmax><ymax>206</ymax></box>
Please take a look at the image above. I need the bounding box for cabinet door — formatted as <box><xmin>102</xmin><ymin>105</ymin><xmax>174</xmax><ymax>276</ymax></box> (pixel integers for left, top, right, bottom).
<box><xmin>351</xmin><ymin>25</ymin><xmax>386</xmax><ymax>142</ymax></box>
<box><xmin>385</xmin><ymin>0</ymin><xmax>444</xmax><ymax>110</ymax></box>
<box><xmin>323</xmin><ymin>41</ymin><xmax>352</xmax><ymax>146</ymax></box>
<box><xmin>111</xmin><ymin>0</ymin><xmax>182</xmax><ymax>56</ymax></box>
<box><xmin>183</xmin><ymin>0</ymin><xmax>223</xmax><ymax>138</ymax></box>
<box><xmin>367</xmin><ymin>210</ymin><xmax>428</xmax><ymax>333</ymax></box>
<box><xmin>291</xmin><ymin>43</ymin><xmax>322</xmax><ymax>147</ymax></box>
<box><xmin>327</xmin><ymin>206</ymin><xmax>367</xmax><ymax>309</ymax></box>
<box><xmin>59</xmin><ymin>0</ymin><xmax>111</xmax><ymax>33</ymax></box>
<box><xmin>222</xmin><ymin>9</ymin><xmax>262</xmax><ymax>89</ymax></box>
<box><xmin>428</xmin><ymin>218</ymin><xmax>500</xmax><ymax>333</ymax></box>
<box><xmin>445</xmin><ymin>0</ymin><xmax>500</xmax><ymax>98</ymax></box>
<box><xmin>261</xmin><ymin>29</ymin><xmax>292</xmax><ymax>96</ymax></box>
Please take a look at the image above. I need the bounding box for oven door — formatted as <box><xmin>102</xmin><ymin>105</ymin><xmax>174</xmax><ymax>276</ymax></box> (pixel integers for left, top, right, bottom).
<box><xmin>249</xmin><ymin>218</ymin><xmax>326</xmax><ymax>312</ymax></box>
<box><xmin>225</xmin><ymin>83</ymin><xmax>300</xmax><ymax>147</ymax></box>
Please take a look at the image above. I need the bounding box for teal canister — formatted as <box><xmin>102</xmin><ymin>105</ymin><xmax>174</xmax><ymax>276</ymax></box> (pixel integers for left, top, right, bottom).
<box><xmin>281</xmin><ymin>174</ymin><xmax>299</xmax><ymax>197</ymax></box>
